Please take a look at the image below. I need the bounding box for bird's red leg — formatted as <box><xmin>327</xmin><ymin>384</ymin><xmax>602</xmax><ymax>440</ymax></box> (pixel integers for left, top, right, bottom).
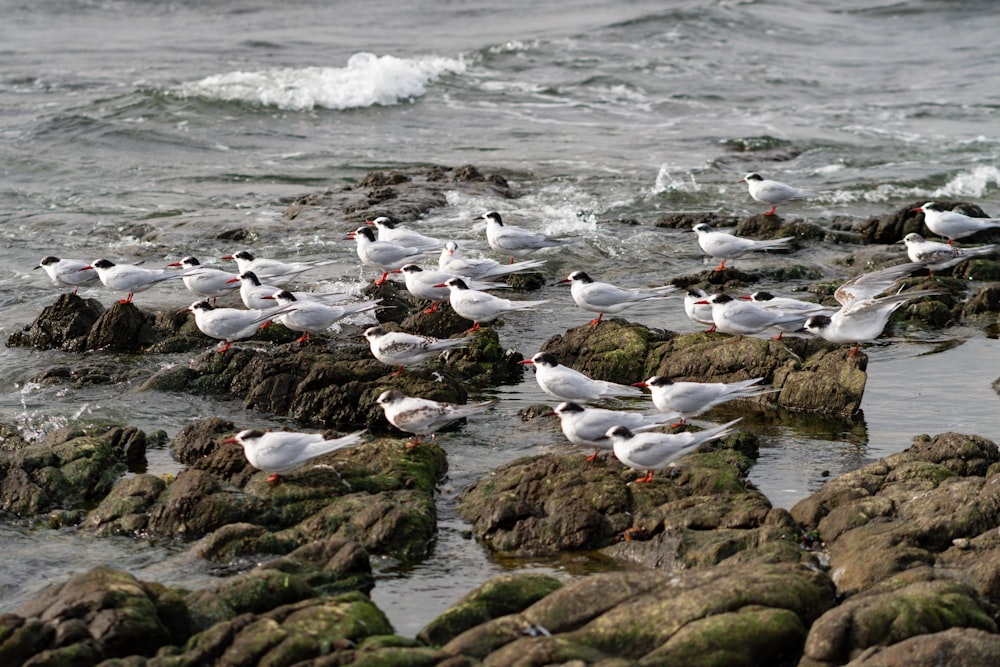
<box><xmin>120</xmin><ymin>292</ymin><xmax>135</xmax><ymax>304</ymax></box>
<box><xmin>217</xmin><ymin>341</ymin><xmax>232</xmax><ymax>353</ymax></box>
<box><xmin>848</xmin><ymin>343</ymin><xmax>860</xmax><ymax>358</ymax></box>
<box><xmin>375</xmin><ymin>272</ymin><xmax>389</xmax><ymax>285</ymax></box>
<box><xmin>771</xmin><ymin>331</ymin><xmax>784</xmax><ymax>341</ymax></box>
<box><xmin>296</xmin><ymin>332</ymin><xmax>311</xmax><ymax>343</ymax></box>
<box><xmin>405</xmin><ymin>437</ymin><xmax>423</xmax><ymax>449</ymax></box>
<box><xmin>423</xmin><ymin>302</ymin><xmax>438</xmax><ymax>314</ymax></box>
<box><xmin>465</xmin><ymin>322</ymin><xmax>481</xmax><ymax>333</ymax></box>
<box><xmin>392</xmin><ymin>365</ymin><xmax>404</xmax><ymax>377</ymax></box>
<box><xmin>703</xmin><ymin>324</ymin><xmax>717</xmax><ymax>333</ymax></box>
<box><xmin>585</xmin><ymin>450</ymin><xmax>600</xmax><ymax>462</ymax></box>
<box><xmin>265</xmin><ymin>473</ymin><xmax>282</xmax><ymax>484</ymax></box>
<box><xmin>634</xmin><ymin>471</ymin><xmax>655</xmax><ymax>484</ymax></box>
<box><xmin>713</xmin><ymin>260</ymin><xmax>726</xmax><ymax>272</ymax></box>
<box><xmin>589</xmin><ymin>313</ymin><xmax>604</xmax><ymax>326</ymax></box>
<box><xmin>764</xmin><ymin>206</ymin><xmax>777</xmax><ymax>216</ymax></box>
<box><xmin>670</xmin><ymin>418</ymin><xmax>687</xmax><ymax>428</ymax></box>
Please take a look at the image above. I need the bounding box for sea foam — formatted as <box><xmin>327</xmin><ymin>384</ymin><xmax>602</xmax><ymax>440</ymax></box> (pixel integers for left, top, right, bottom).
<box><xmin>176</xmin><ymin>52</ymin><xmax>465</xmax><ymax>111</ymax></box>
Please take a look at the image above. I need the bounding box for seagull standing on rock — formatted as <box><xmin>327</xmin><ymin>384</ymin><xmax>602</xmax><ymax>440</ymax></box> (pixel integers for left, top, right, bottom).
<box><xmin>363</xmin><ymin>325</ymin><xmax>474</xmax><ymax>375</ymax></box>
<box><xmin>348</xmin><ymin>225</ymin><xmax>430</xmax><ymax>285</ymax></box>
<box><xmin>221</xmin><ymin>250</ymin><xmax>333</xmax><ymax>285</ymax></box>
<box><xmin>167</xmin><ymin>256</ymin><xmax>240</xmax><ymax>303</ymax></box>
<box><xmin>911</xmin><ymin>202</ymin><xmax>1000</xmax><ymax>244</ymax></box>
<box><xmin>551</xmin><ymin>401</ymin><xmax>678</xmax><ymax>461</ymax></box>
<box><xmin>264</xmin><ymin>290</ymin><xmax>382</xmax><ymax>343</ymax></box>
<box><xmin>222</xmin><ymin>428</ymin><xmax>368</xmax><ymax>483</ymax></box>
<box><xmin>375</xmin><ymin>389</ymin><xmax>497</xmax><ymax>447</ymax></box>
<box><xmin>520</xmin><ymin>351</ymin><xmax>643</xmax><ymax>403</ymax></box>
<box><xmin>83</xmin><ymin>258</ymin><xmax>192</xmax><ymax>304</ymax></box>
<box><xmin>902</xmin><ymin>232</ymin><xmax>998</xmax><ymax>274</ymax></box>
<box><xmin>740</xmin><ymin>172</ymin><xmax>815</xmax><ymax>216</ymax></box>
<box><xmin>606</xmin><ymin>417</ymin><xmax>742</xmax><ymax>483</ymax></box>
<box><xmin>691</xmin><ymin>222</ymin><xmax>794</xmax><ymax>271</ymax></box>
<box><xmin>436</xmin><ymin>276</ymin><xmax>548</xmax><ymax>332</ymax></box>
<box><xmin>558</xmin><ymin>270</ymin><xmax>678</xmax><ymax>325</ymax></box>
<box><xmin>633</xmin><ymin>375</ymin><xmax>777</xmax><ymax>426</ymax></box>
<box><xmin>438</xmin><ymin>240</ymin><xmax>546</xmax><ymax>280</ymax></box>
<box><xmin>186</xmin><ymin>299</ymin><xmax>290</xmax><ymax>353</ymax></box>
<box><xmin>479</xmin><ymin>210</ymin><xmax>579</xmax><ymax>262</ymax></box>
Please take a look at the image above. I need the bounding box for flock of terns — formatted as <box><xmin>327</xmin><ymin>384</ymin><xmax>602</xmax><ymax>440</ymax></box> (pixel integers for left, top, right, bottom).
<box><xmin>29</xmin><ymin>173</ymin><xmax>1000</xmax><ymax>483</ymax></box>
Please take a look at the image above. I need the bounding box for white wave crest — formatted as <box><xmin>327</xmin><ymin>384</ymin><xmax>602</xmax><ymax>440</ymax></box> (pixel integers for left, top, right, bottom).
<box><xmin>932</xmin><ymin>165</ymin><xmax>1000</xmax><ymax>198</ymax></box>
<box><xmin>177</xmin><ymin>52</ymin><xmax>466</xmax><ymax>111</ymax></box>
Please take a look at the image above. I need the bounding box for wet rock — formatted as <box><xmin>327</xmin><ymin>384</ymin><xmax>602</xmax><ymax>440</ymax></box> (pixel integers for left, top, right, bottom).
<box><xmin>841</xmin><ymin>627</ymin><xmax>1000</xmax><ymax>667</ymax></box>
<box><xmin>88</xmin><ymin>422</ymin><xmax>447</xmax><ymax>564</ymax></box>
<box><xmin>964</xmin><ymin>284</ymin><xmax>1000</xmax><ymax>317</ymax></box>
<box><xmin>540</xmin><ymin>321</ymin><xmax>868</xmax><ymax>417</ymax></box>
<box><xmin>442</xmin><ymin>563</ymin><xmax>835</xmax><ymax>665</ymax></box>
<box><xmin>168</xmin><ymin>591</ymin><xmax>392</xmax><ymax>666</ymax></box>
<box><xmin>857</xmin><ymin>201</ymin><xmax>997</xmax><ymax>245</ymax></box>
<box><xmin>800</xmin><ymin>570</ymin><xmax>997</xmax><ymax>667</ymax></box>
<box><xmin>0</xmin><ymin>425</ymin><xmax>145</xmax><ymax>517</ymax></box>
<box><xmin>283</xmin><ymin>165</ymin><xmax>515</xmax><ymax>228</ymax></box>
<box><xmin>0</xmin><ymin>422</ymin><xmax>28</xmax><ymax>453</ymax></box>
<box><xmin>86</xmin><ymin>301</ymin><xmax>160</xmax><ymax>352</ymax></box>
<box><xmin>418</xmin><ymin>573</ymin><xmax>564</xmax><ymax>646</ymax></box>
<box><xmin>165</xmin><ymin>329</ymin><xmax>517</xmax><ymax>431</ymax></box>
<box><xmin>8</xmin><ymin>567</ymin><xmax>184</xmax><ymax>663</ymax></box>
<box><xmin>791</xmin><ymin>432</ymin><xmax>1000</xmax><ymax>598</ymax></box>
<box><xmin>5</xmin><ymin>292</ymin><xmax>105</xmax><ymax>352</ymax></box>
<box><xmin>457</xmin><ymin>433</ymin><xmax>805</xmax><ymax>570</ymax></box>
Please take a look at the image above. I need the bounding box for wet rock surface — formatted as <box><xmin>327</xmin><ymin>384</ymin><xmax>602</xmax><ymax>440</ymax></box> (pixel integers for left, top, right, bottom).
<box><xmin>4</xmin><ymin>174</ymin><xmax>1000</xmax><ymax>666</ymax></box>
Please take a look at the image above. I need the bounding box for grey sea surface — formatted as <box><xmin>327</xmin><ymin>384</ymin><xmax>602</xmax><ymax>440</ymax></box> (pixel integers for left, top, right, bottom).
<box><xmin>2</xmin><ymin>0</ymin><xmax>999</xmax><ymax>635</ymax></box>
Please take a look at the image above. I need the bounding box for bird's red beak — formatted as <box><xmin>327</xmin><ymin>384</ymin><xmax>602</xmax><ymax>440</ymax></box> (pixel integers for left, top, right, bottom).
<box><xmin>518</xmin><ymin>359</ymin><xmax>535</xmax><ymax>365</ymax></box>
<box><xmin>556</xmin><ymin>278</ymin><xmax>572</xmax><ymax>284</ymax></box>
<box><xmin>694</xmin><ymin>299</ymin><xmax>710</xmax><ymax>305</ymax></box>
<box><xmin>167</xmin><ymin>262</ymin><xmax>183</xmax><ymax>268</ymax></box>
<box><xmin>78</xmin><ymin>266</ymin><xmax>93</xmax><ymax>272</ymax></box>
<box><xmin>909</xmin><ymin>207</ymin><xmax>923</xmax><ymax>213</ymax></box>
<box><xmin>225</xmin><ymin>277</ymin><xmax>239</xmax><ymax>283</ymax></box>
<box><xmin>221</xmin><ymin>255</ymin><xmax>234</xmax><ymax>261</ymax></box>
<box><xmin>432</xmin><ymin>282</ymin><xmax>448</xmax><ymax>288</ymax></box>
<box><xmin>738</xmin><ymin>295</ymin><xmax>752</xmax><ymax>301</ymax></box>
<box><xmin>631</xmin><ymin>381</ymin><xmax>648</xmax><ymax>388</ymax></box>
<box><xmin>220</xmin><ymin>436</ymin><xmax>239</xmax><ymax>445</ymax></box>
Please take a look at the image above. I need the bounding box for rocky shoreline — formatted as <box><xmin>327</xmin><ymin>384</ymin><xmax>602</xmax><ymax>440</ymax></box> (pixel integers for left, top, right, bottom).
<box><xmin>3</xmin><ymin>166</ymin><xmax>1000</xmax><ymax>666</ymax></box>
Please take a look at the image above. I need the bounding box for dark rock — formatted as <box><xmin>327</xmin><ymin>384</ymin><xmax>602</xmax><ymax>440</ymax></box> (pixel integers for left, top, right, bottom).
<box><xmin>13</xmin><ymin>567</ymin><xmax>180</xmax><ymax>661</ymax></box>
<box><xmin>857</xmin><ymin>201</ymin><xmax>997</xmax><ymax>245</ymax></box>
<box><xmin>653</xmin><ymin>213</ymin><xmax>742</xmax><ymax>230</ymax></box>
<box><xmin>5</xmin><ymin>292</ymin><xmax>105</xmax><ymax>352</ymax></box>
<box><xmin>964</xmin><ymin>284</ymin><xmax>1000</xmax><ymax>316</ymax></box>
<box><xmin>283</xmin><ymin>166</ymin><xmax>514</xmax><ymax>228</ymax></box>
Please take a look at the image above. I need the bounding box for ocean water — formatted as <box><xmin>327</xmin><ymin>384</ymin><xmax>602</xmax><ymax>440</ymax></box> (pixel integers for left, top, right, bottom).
<box><xmin>2</xmin><ymin>0</ymin><xmax>1000</xmax><ymax>636</ymax></box>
